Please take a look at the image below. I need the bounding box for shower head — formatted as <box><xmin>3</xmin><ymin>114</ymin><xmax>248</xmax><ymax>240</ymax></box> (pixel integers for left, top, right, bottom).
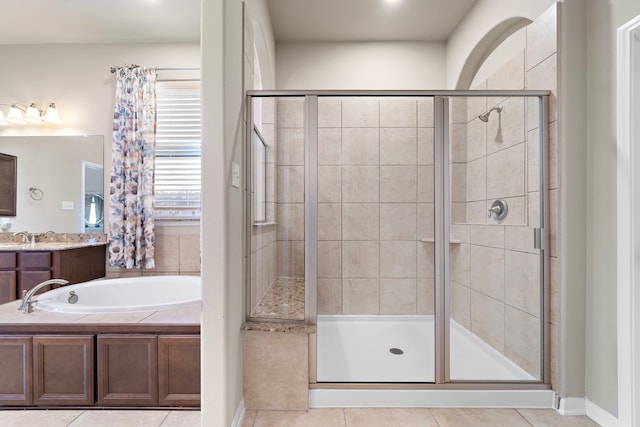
<box><xmin>478</xmin><ymin>105</ymin><xmax>503</xmax><ymax>122</ymax></box>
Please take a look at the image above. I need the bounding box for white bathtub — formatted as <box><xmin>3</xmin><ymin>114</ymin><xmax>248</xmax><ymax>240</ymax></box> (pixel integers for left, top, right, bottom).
<box><xmin>35</xmin><ymin>275</ymin><xmax>201</xmax><ymax>314</ymax></box>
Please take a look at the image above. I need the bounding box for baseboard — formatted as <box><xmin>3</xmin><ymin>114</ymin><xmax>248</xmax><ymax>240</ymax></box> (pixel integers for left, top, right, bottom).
<box><xmin>556</xmin><ymin>396</ymin><xmax>586</xmax><ymax>415</ymax></box>
<box><xmin>231</xmin><ymin>399</ymin><xmax>245</xmax><ymax>427</ymax></box>
<box><xmin>586</xmin><ymin>399</ymin><xmax>618</xmax><ymax>427</ymax></box>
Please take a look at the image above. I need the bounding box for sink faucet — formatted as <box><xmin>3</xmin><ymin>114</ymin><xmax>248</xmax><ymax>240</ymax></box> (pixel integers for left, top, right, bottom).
<box><xmin>17</xmin><ymin>278</ymin><xmax>69</xmax><ymax>314</ymax></box>
<box><xmin>13</xmin><ymin>231</ymin><xmax>33</xmax><ymax>244</ymax></box>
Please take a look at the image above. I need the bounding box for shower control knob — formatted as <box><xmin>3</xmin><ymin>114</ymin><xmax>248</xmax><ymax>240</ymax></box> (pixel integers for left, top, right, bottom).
<box><xmin>488</xmin><ymin>199</ymin><xmax>508</xmax><ymax>220</ymax></box>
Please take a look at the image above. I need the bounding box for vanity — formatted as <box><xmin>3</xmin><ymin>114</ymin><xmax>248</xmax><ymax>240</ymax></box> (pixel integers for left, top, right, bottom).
<box><xmin>0</xmin><ymin>242</ymin><xmax>107</xmax><ymax>304</ymax></box>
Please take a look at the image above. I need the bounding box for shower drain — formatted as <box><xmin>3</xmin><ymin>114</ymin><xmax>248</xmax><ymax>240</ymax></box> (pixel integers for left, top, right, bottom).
<box><xmin>389</xmin><ymin>347</ymin><xmax>404</xmax><ymax>355</ymax></box>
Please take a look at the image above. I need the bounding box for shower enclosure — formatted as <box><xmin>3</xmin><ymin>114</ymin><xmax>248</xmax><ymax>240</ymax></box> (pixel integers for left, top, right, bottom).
<box><xmin>246</xmin><ymin>91</ymin><xmax>549</xmax><ymax>388</ymax></box>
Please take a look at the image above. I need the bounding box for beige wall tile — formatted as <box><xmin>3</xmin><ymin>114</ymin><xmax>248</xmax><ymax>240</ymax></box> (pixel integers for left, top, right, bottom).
<box><xmin>450</xmin><ymin>97</ymin><xmax>467</xmax><ymax>124</ymax></box>
<box><xmin>450</xmin><ymin>223</ymin><xmax>470</xmax><ymax>243</ymax></box>
<box><xmin>380</xmin><ymin>203</ymin><xmax>417</xmax><ymax>240</ymax></box>
<box><xmin>343</xmin><ymin>278</ymin><xmax>380</xmax><ymax>314</ymax></box>
<box><xmin>276</xmin><ymin>98</ymin><xmax>304</xmax><ymax>128</ymax></box>
<box><xmin>466</xmin><ymin>119</ymin><xmax>487</xmax><ymax>161</ymax></box>
<box><xmin>380</xmin><ymin>166</ymin><xmax>417</xmax><ymax>203</ymax></box>
<box><xmin>418</xmin><ymin>98</ymin><xmax>435</xmax><ymax>127</ymax></box>
<box><xmin>342</xmin><ymin>241</ymin><xmax>379</xmax><ymax>278</ymax></box>
<box><xmin>151</xmin><ymin>234</ymin><xmax>180</xmax><ymax>271</ymax></box>
<box><xmin>487</xmin><ymin>50</ymin><xmax>525</xmax><ymax>90</ymax></box>
<box><xmin>342</xmin><ymin>97</ymin><xmax>379</xmax><ymax>127</ymax></box>
<box><xmin>549</xmin><ymin>188</ymin><xmax>558</xmax><ymax>258</ymax></box>
<box><xmin>342</xmin><ymin>128</ymin><xmax>380</xmax><ymax>165</ymax></box>
<box><xmin>276</xmin><ymin>166</ymin><xmax>304</xmax><ymax>203</ymax></box>
<box><xmin>528</xmin><ymin>191</ymin><xmax>540</xmax><ymax>228</ymax></box>
<box><xmin>470</xmin><ymin>291</ymin><xmax>505</xmax><ymax>354</ymax></box>
<box><xmin>505</xmin><ymin>306</ymin><xmax>541</xmax><ymax>378</ymax></box>
<box><xmin>417</xmin><ymin>242</ymin><xmax>435</xmax><ymax>278</ymax></box>
<box><xmin>318</xmin><ymin>97</ymin><xmax>342</xmax><ymax>128</ymax></box>
<box><xmin>290</xmin><ymin>241</ymin><xmax>305</xmax><ymax>278</ymax></box>
<box><xmin>342</xmin><ymin>166</ymin><xmax>379</xmax><ymax>203</ymax></box>
<box><xmin>342</xmin><ymin>203</ymin><xmax>380</xmax><ymax>240</ymax></box>
<box><xmin>380</xmin><ymin>98</ymin><xmax>417</xmax><ymax>127</ymax></box>
<box><xmin>493</xmin><ymin>196</ymin><xmax>526</xmax><ymax>226</ymax></box>
<box><xmin>179</xmin><ymin>234</ymin><xmax>201</xmax><ymax>272</ymax></box>
<box><xmin>418</xmin><ymin>165</ymin><xmax>435</xmax><ymax>203</ymax></box>
<box><xmin>466</xmin><ymin>158</ymin><xmax>486</xmax><ymax>202</ymax></box>
<box><xmin>417</xmin><ymin>278</ymin><xmax>435</xmax><ymax>315</ymax></box>
<box><xmin>276</xmin><ymin>128</ymin><xmax>304</xmax><ymax>166</ymax></box>
<box><xmin>380</xmin><ymin>278</ymin><xmax>417</xmax><ymax>314</ymax></box>
<box><xmin>243</xmin><ymin>331</ymin><xmax>308</xmax><ymax>410</ymax></box>
<box><xmin>526</xmin><ymin>54</ymin><xmax>557</xmax><ymax>123</ymax></box>
<box><xmin>549</xmin><ymin>121</ymin><xmax>558</xmax><ymax>190</ymax></box>
<box><xmin>450</xmin><ymin>282</ymin><xmax>471</xmax><ymax>329</ymax></box>
<box><xmin>276</xmin><ymin>241</ymin><xmax>290</xmax><ymax>277</ymax></box>
<box><xmin>469</xmin><ymin>225</ymin><xmax>505</xmax><ymax>248</ymax></box>
<box><xmin>318</xmin><ymin>128</ymin><xmax>342</xmax><ymax>165</ymax></box>
<box><xmin>526</xmin><ymin>4</ymin><xmax>557</xmax><ymax>71</ymax></box>
<box><xmin>380</xmin><ymin>241</ymin><xmax>416</xmax><ymax>278</ymax></box>
<box><xmin>527</xmin><ymin>127</ymin><xmax>540</xmax><ymax>192</ymax></box>
<box><xmin>318</xmin><ymin>278</ymin><xmax>342</xmax><ymax>315</ymax></box>
<box><xmin>466</xmin><ymin>200</ymin><xmax>487</xmax><ymax>224</ymax></box>
<box><xmin>380</xmin><ymin>128</ymin><xmax>417</xmax><ymax>165</ymax></box>
<box><xmin>318</xmin><ymin>203</ymin><xmax>341</xmax><ymax>241</ymax></box>
<box><xmin>487</xmin><ymin>97</ymin><xmax>525</xmax><ymax>154</ymax></box>
<box><xmin>450</xmin><ymin>243</ymin><xmax>470</xmax><ymax>286</ymax></box>
<box><xmin>276</xmin><ymin>203</ymin><xmax>304</xmax><ymax>241</ymax></box>
<box><xmin>549</xmin><ymin>256</ymin><xmax>559</xmax><ymax>325</ymax></box>
<box><xmin>262</xmin><ymin>97</ymin><xmax>275</xmax><ymax>124</ymax></box>
<box><xmin>467</xmin><ymin>82</ymin><xmax>487</xmax><ymax>122</ymax></box>
<box><xmin>505</xmin><ymin>225</ymin><xmax>538</xmax><ymax>254</ymax></box>
<box><xmin>318</xmin><ymin>166</ymin><xmax>342</xmax><ymax>203</ymax></box>
<box><xmin>105</xmin><ymin>270</ymin><xmax>143</xmax><ymax>279</ymax></box>
<box><xmin>450</xmin><ymin>124</ymin><xmax>467</xmax><ymax>163</ymax></box>
<box><xmin>451</xmin><ymin>202</ymin><xmax>467</xmax><ymax>224</ymax></box>
<box><xmin>470</xmin><ymin>245</ymin><xmax>505</xmax><ymax>301</ymax></box>
<box><xmin>417</xmin><ymin>203</ymin><xmax>435</xmax><ymax>241</ymax></box>
<box><xmin>417</xmin><ymin>128</ymin><xmax>435</xmax><ymax>165</ymax></box>
<box><xmin>263</xmin><ymin>242</ymin><xmax>277</xmax><ymax>294</ymax></box>
<box><xmin>505</xmin><ymin>250</ymin><xmax>541</xmax><ymax>317</ymax></box>
<box><xmin>486</xmin><ymin>143</ymin><xmax>525</xmax><ymax>199</ymax></box>
<box><xmin>318</xmin><ymin>241</ymin><xmax>342</xmax><ymax>278</ymax></box>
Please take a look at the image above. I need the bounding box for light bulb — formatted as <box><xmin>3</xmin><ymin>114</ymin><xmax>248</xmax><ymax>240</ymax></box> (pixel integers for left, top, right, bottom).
<box><xmin>24</xmin><ymin>103</ymin><xmax>42</xmax><ymax>123</ymax></box>
<box><xmin>0</xmin><ymin>110</ymin><xmax>7</xmax><ymax>126</ymax></box>
<box><xmin>43</xmin><ymin>103</ymin><xmax>61</xmax><ymax>124</ymax></box>
<box><xmin>6</xmin><ymin>105</ymin><xmax>25</xmax><ymax>123</ymax></box>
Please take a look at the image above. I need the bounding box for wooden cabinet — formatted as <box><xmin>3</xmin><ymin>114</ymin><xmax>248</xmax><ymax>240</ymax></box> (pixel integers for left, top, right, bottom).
<box><xmin>33</xmin><ymin>336</ymin><xmax>93</xmax><ymax>405</ymax></box>
<box><xmin>97</xmin><ymin>335</ymin><xmax>158</xmax><ymax>406</ymax></box>
<box><xmin>158</xmin><ymin>335</ymin><xmax>201</xmax><ymax>406</ymax></box>
<box><xmin>0</xmin><ymin>245</ymin><xmax>106</xmax><ymax>303</ymax></box>
<box><xmin>0</xmin><ymin>336</ymin><xmax>32</xmax><ymax>405</ymax></box>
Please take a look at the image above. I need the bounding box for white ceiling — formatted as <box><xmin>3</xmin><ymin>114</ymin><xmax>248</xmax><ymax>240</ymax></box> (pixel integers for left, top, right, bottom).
<box><xmin>0</xmin><ymin>0</ymin><xmax>477</xmax><ymax>45</ymax></box>
<box><xmin>266</xmin><ymin>0</ymin><xmax>478</xmax><ymax>42</ymax></box>
<box><xmin>0</xmin><ymin>0</ymin><xmax>200</xmax><ymax>45</ymax></box>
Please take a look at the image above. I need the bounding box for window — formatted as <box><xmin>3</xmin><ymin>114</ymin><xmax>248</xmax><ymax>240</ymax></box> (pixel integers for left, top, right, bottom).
<box><xmin>154</xmin><ymin>80</ymin><xmax>201</xmax><ymax>220</ymax></box>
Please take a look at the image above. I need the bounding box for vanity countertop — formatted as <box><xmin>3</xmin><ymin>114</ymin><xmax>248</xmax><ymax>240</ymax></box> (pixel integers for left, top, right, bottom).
<box><xmin>0</xmin><ymin>241</ymin><xmax>108</xmax><ymax>251</ymax></box>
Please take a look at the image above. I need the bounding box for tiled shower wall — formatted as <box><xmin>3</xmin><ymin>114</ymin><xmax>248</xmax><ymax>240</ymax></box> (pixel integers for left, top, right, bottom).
<box><xmin>315</xmin><ymin>97</ymin><xmax>436</xmax><ymax>316</ymax></box>
<box><xmin>448</xmin><ymin>4</ymin><xmax>558</xmax><ymax>379</ymax></box>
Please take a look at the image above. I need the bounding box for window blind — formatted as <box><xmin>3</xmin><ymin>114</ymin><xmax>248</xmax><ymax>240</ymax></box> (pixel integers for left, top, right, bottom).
<box><xmin>154</xmin><ymin>80</ymin><xmax>201</xmax><ymax>219</ymax></box>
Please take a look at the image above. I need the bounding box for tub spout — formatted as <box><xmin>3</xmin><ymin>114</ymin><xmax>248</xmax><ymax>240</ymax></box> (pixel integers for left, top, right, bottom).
<box><xmin>18</xmin><ymin>278</ymin><xmax>69</xmax><ymax>314</ymax></box>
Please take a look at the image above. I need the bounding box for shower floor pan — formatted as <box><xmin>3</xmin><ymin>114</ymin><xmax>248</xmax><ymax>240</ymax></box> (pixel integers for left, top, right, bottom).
<box><xmin>317</xmin><ymin>315</ymin><xmax>535</xmax><ymax>382</ymax></box>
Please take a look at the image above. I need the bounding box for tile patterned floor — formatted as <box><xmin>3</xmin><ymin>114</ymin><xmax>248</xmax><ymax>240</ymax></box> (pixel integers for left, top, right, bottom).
<box><xmin>0</xmin><ymin>408</ymin><xmax>600</xmax><ymax>427</ymax></box>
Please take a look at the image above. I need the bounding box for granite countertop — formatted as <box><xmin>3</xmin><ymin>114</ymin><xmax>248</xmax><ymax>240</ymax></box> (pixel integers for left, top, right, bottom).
<box><xmin>0</xmin><ymin>241</ymin><xmax>108</xmax><ymax>251</ymax></box>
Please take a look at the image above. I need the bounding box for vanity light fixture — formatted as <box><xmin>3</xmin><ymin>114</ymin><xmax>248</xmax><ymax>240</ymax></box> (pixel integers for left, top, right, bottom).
<box><xmin>0</xmin><ymin>103</ymin><xmax>62</xmax><ymax>125</ymax></box>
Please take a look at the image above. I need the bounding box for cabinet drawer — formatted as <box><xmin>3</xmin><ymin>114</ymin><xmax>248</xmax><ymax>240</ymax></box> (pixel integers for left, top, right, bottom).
<box><xmin>19</xmin><ymin>252</ymin><xmax>51</xmax><ymax>269</ymax></box>
<box><xmin>0</xmin><ymin>252</ymin><xmax>16</xmax><ymax>269</ymax></box>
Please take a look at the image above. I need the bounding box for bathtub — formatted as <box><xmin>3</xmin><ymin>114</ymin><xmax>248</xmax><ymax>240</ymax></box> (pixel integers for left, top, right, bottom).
<box><xmin>34</xmin><ymin>275</ymin><xmax>201</xmax><ymax>314</ymax></box>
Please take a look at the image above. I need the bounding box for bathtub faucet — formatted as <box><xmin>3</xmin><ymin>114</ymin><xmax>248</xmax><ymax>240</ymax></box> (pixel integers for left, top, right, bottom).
<box><xmin>18</xmin><ymin>279</ymin><xmax>69</xmax><ymax>314</ymax></box>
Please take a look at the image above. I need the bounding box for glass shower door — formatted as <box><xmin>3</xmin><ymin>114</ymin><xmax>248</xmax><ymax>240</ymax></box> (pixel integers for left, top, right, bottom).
<box><xmin>315</xmin><ymin>96</ymin><xmax>436</xmax><ymax>382</ymax></box>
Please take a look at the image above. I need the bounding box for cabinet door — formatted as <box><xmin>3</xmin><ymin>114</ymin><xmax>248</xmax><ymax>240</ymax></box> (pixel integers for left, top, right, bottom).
<box><xmin>0</xmin><ymin>271</ymin><xmax>16</xmax><ymax>303</ymax></box>
<box><xmin>97</xmin><ymin>335</ymin><xmax>158</xmax><ymax>406</ymax></box>
<box><xmin>52</xmin><ymin>245</ymin><xmax>106</xmax><ymax>284</ymax></box>
<box><xmin>33</xmin><ymin>336</ymin><xmax>94</xmax><ymax>405</ymax></box>
<box><xmin>158</xmin><ymin>335</ymin><xmax>200</xmax><ymax>406</ymax></box>
<box><xmin>0</xmin><ymin>336</ymin><xmax>32</xmax><ymax>405</ymax></box>
<box><xmin>19</xmin><ymin>271</ymin><xmax>52</xmax><ymax>296</ymax></box>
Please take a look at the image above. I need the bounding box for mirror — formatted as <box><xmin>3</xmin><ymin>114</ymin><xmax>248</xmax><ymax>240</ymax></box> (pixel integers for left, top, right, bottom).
<box><xmin>0</xmin><ymin>153</ymin><xmax>17</xmax><ymax>218</ymax></box>
<box><xmin>0</xmin><ymin>135</ymin><xmax>103</xmax><ymax>233</ymax></box>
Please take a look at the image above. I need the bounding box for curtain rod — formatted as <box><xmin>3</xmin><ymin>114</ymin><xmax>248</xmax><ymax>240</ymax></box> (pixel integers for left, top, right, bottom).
<box><xmin>110</xmin><ymin>65</ymin><xmax>200</xmax><ymax>74</ymax></box>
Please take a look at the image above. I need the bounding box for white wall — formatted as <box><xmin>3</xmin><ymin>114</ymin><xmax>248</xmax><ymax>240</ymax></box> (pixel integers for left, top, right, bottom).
<box><xmin>276</xmin><ymin>41</ymin><xmax>446</xmax><ymax>89</ymax></box>
<box><xmin>247</xmin><ymin>0</ymin><xmax>277</xmax><ymax>89</ymax></box>
<box><xmin>446</xmin><ymin>0</ymin><xmax>556</xmax><ymax>89</ymax></box>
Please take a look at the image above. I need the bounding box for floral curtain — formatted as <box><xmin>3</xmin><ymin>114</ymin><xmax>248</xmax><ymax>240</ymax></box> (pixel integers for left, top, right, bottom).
<box><xmin>108</xmin><ymin>66</ymin><xmax>157</xmax><ymax>269</ymax></box>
